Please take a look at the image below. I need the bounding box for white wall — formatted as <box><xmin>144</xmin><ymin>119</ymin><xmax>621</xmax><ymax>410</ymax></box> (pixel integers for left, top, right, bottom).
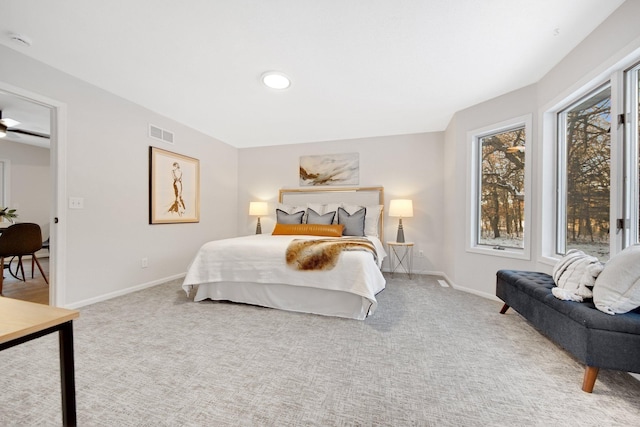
<box><xmin>444</xmin><ymin>85</ymin><xmax>538</xmax><ymax>298</ymax></box>
<box><xmin>538</xmin><ymin>0</ymin><xmax>640</xmax><ymax>109</ymax></box>
<box><xmin>443</xmin><ymin>0</ymin><xmax>640</xmax><ymax>299</ymax></box>
<box><xmin>0</xmin><ymin>139</ymin><xmax>51</xmax><ymax>239</ymax></box>
<box><xmin>0</xmin><ymin>45</ymin><xmax>239</xmax><ymax>307</ymax></box>
<box><xmin>238</xmin><ymin>133</ymin><xmax>446</xmax><ymax>274</ymax></box>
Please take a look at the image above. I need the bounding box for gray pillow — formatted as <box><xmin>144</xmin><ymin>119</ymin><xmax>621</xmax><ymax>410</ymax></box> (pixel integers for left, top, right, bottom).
<box><xmin>306</xmin><ymin>208</ymin><xmax>335</xmax><ymax>225</ymax></box>
<box><xmin>337</xmin><ymin>207</ymin><xmax>366</xmax><ymax>236</ymax></box>
<box><xmin>276</xmin><ymin>209</ymin><xmax>305</xmax><ymax>224</ymax></box>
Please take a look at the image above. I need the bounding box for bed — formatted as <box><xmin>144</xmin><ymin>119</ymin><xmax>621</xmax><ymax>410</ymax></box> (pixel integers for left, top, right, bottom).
<box><xmin>181</xmin><ymin>186</ymin><xmax>387</xmax><ymax>319</ymax></box>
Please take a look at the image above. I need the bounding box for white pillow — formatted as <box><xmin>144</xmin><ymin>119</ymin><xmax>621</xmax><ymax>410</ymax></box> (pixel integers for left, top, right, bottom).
<box><xmin>277</xmin><ymin>203</ymin><xmax>306</xmax><ymax>214</ymax></box>
<box><xmin>343</xmin><ymin>204</ymin><xmax>382</xmax><ymax>237</ymax></box>
<box><xmin>551</xmin><ymin>249</ymin><xmax>602</xmax><ymax>302</ymax></box>
<box><xmin>593</xmin><ymin>244</ymin><xmax>640</xmax><ymax>315</ymax></box>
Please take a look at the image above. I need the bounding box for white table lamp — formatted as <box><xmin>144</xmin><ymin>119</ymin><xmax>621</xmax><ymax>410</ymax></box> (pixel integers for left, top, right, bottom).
<box><xmin>389</xmin><ymin>199</ymin><xmax>413</xmax><ymax>243</ymax></box>
<box><xmin>249</xmin><ymin>202</ymin><xmax>269</xmax><ymax>234</ymax></box>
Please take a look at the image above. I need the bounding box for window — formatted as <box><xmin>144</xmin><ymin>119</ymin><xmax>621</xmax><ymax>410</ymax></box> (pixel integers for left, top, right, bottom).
<box><xmin>557</xmin><ymin>84</ymin><xmax>611</xmax><ymax>260</ymax></box>
<box><xmin>468</xmin><ymin>115</ymin><xmax>531</xmax><ymax>258</ymax></box>
<box><xmin>628</xmin><ymin>63</ymin><xmax>640</xmax><ymax>246</ymax></box>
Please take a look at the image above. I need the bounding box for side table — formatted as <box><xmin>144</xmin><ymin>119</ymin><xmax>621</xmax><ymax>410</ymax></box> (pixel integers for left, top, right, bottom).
<box><xmin>0</xmin><ymin>297</ymin><xmax>80</xmax><ymax>426</ymax></box>
<box><xmin>387</xmin><ymin>241</ymin><xmax>414</xmax><ymax>279</ymax></box>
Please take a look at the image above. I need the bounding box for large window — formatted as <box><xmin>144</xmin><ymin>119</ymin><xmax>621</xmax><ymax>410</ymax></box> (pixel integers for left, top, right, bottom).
<box><xmin>629</xmin><ymin>63</ymin><xmax>640</xmax><ymax>246</ymax></box>
<box><xmin>469</xmin><ymin>116</ymin><xmax>531</xmax><ymax>258</ymax></box>
<box><xmin>557</xmin><ymin>85</ymin><xmax>611</xmax><ymax>260</ymax></box>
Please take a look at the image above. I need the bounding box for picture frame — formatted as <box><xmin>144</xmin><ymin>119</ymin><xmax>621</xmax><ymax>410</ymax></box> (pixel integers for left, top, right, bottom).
<box><xmin>149</xmin><ymin>146</ymin><xmax>200</xmax><ymax>224</ymax></box>
<box><xmin>299</xmin><ymin>152</ymin><xmax>359</xmax><ymax>186</ymax></box>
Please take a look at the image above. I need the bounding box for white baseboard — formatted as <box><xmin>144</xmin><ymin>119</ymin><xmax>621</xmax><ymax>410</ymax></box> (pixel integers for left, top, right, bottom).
<box><xmin>398</xmin><ymin>270</ymin><xmax>501</xmax><ymax>302</ymax></box>
<box><xmin>450</xmin><ymin>283</ymin><xmax>501</xmax><ymax>302</ymax></box>
<box><xmin>66</xmin><ymin>272</ymin><xmax>186</xmax><ymax>309</ymax></box>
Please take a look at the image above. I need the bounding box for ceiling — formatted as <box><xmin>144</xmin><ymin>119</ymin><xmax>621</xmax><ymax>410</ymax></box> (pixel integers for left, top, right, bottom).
<box><xmin>0</xmin><ymin>90</ymin><xmax>51</xmax><ymax>148</ymax></box>
<box><xmin>0</xmin><ymin>0</ymin><xmax>625</xmax><ymax>148</ymax></box>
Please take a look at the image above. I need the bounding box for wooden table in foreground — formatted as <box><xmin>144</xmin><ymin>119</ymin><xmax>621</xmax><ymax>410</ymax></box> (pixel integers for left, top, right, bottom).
<box><xmin>0</xmin><ymin>297</ymin><xmax>80</xmax><ymax>427</ymax></box>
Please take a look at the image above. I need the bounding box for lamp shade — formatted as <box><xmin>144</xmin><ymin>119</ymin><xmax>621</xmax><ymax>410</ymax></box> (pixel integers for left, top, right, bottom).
<box><xmin>388</xmin><ymin>199</ymin><xmax>413</xmax><ymax>218</ymax></box>
<box><xmin>249</xmin><ymin>202</ymin><xmax>268</xmax><ymax>216</ymax></box>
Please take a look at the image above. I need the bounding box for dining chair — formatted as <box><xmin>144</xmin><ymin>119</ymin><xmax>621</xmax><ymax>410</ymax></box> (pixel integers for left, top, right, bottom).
<box><xmin>0</xmin><ymin>223</ymin><xmax>48</xmax><ymax>295</ymax></box>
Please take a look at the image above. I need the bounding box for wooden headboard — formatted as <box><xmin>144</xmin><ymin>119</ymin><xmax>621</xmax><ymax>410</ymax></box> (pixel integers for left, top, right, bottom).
<box><xmin>279</xmin><ymin>186</ymin><xmax>384</xmax><ymax>237</ymax></box>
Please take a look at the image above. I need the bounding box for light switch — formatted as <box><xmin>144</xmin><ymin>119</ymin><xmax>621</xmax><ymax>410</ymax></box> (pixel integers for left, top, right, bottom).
<box><xmin>69</xmin><ymin>197</ymin><xmax>84</xmax><ymax>209</ymax></box>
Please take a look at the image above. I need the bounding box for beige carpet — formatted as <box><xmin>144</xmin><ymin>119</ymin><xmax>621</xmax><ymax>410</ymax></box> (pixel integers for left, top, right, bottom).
<box><xmin>1</xmin><ymin>274</ymin><xmax>640</xmax><ymax>426</ymax></box>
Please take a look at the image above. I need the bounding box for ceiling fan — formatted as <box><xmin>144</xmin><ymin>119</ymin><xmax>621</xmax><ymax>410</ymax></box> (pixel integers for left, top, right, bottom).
<box><xmin>0</xmin><ymin>110</ymin><xmax>50</xmax><ymax>139</ymax></box>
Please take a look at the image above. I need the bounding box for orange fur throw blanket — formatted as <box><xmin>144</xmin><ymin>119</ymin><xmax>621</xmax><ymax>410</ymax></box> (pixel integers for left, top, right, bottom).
<box><xmin>286</xmin><ymin>238</ymin><xmax>377</xmax><ymax>271</ymax></box>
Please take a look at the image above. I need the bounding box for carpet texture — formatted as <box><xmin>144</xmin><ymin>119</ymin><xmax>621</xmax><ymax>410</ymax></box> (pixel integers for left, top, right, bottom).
<box><xmin>1</xmin><ymin>274</ymin><xmax>640</xmax><ymax>426</ymax></box>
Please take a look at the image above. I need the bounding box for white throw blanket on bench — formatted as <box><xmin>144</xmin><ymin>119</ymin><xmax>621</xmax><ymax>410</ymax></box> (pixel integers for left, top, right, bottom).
<box><xmin>551</xmin><ymin>249</ymin><xmax>604</xmax><ymax>302</ymax></box>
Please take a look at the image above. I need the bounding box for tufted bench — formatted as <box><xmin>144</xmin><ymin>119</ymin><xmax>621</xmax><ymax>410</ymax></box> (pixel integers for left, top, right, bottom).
<box><xmin>496</xmin><ymin>269</ymin><xmax>640</xmax><ymax>392</ymax></box>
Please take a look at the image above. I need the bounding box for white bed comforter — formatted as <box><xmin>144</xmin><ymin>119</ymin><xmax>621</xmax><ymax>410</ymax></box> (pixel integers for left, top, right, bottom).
<box><xmin>182</xmin><ymin>234</ymin><xmax>386</xmax><ymax>308</ymax></box>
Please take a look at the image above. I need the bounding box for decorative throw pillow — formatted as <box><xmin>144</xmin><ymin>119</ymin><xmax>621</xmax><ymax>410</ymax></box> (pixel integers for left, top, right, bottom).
<box><xmin>276</xmin><ymin>209</ymin><xmax>305</xmax><ymax>224</ymax></box>
<box><xmin>593</xmin><ymin>244</ymin><xmax>640</xmax><ymax>315</ymax></box>
<box><xmin>343</xmin><ymin>204</ymin><xmax>382</xmax><ymax>236</ymax></box>
<box><xmin>337</xmin><ymin>207</ymin><xmax>366</xmax><ymax>236</ymax></box>
<box><xmin>306</xmin><ymin>203</ymin><xmax>341</xmax><ymax>224</ymax></box>
<box><xmin>551</xmin><ymin>249</ymin><xmax>603</xmax><ymax>302</ymax></box>
<box><xmin>272</xmin><ymin>223</ymin><xmax>344</xmax><ymax>237</ymax></box>
<box><xmin>306</xmin><ymin>208</ymin><xmax>336</xmax><ymax>225</ymax></box>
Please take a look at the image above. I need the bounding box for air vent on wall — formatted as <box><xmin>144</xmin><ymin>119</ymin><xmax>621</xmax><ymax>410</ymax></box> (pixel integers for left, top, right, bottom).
<box><xmin>149</xmin><ymin>124</ymin><xmax>174</xmax><ymax>144</ymax></box>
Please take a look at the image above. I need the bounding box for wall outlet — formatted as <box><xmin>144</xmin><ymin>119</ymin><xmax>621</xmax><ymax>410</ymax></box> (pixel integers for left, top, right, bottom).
<box><xmin>141</xmin><ymin>257</ymin><xmax>148</xmax><ymax>268</ymax></box>
<box><xmin>418</xmin><ymin>250</ymin><xmax>424</xmax><ymax>257</ymax></box>
<box><xmin>69</xmin><ymin>197</ymin><xmax>84</xmax><ymax>209</ymax></box>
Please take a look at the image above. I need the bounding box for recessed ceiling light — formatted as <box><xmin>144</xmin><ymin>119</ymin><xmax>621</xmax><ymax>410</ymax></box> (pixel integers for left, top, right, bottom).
<box><xmin>261</xmin><ymin>71</ymin><xmax>291</xmax><ymax>90</ymax></box>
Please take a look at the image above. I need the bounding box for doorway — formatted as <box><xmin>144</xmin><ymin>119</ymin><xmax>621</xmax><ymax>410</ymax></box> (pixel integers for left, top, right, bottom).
<box><xmin>0</xmin><ymin>82</ymin><xmax>66</xmax><ymax>306</ymax></box>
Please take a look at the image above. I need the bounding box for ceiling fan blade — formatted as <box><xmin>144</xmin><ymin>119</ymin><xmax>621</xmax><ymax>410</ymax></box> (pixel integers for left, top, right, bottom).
<box><xmin>7</xmin><ymin>128</ymin><xmax>50</xmax><ymax>139</ymax></box>
<box><xmin>0</xmin><ymin>110</ymin><xmax>21</xmax><ymax>127</ymax></box>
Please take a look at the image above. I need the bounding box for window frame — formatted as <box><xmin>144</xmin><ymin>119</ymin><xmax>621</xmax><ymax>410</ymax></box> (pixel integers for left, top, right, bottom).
<box><xmin>625</xmin><ymin>62</ymin><xmax>640</xmax><ymax>247</ymax></box>
<box><xmin>538</xmin><ymin>49</ymin><xmax>640</xmax><ymax>266</ymax></box>
<box><xmin>466</xmin><ymin>114</ymin><xmax>533</xmax><ymax>260</ymax></box>
<box><xmin>0</xmin><ymin>159</ymin><xmax>10</xmax><ymax>210</ymax></box>
<box><xmin>555</xmin><ymin>82</ymin><xmax>613</xmax><ymax>258</ymax></box>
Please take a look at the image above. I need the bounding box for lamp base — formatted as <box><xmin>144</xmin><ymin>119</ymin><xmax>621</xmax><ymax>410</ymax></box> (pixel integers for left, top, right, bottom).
<box><xmin>256</xmin><ymin>217</ymin><xmax>262</xmax><ymax>234</ymax></box>
<box><xmin>396</xmin><ymin>218</ymin><xmax>405</xmax><ymax>243</ymax></box>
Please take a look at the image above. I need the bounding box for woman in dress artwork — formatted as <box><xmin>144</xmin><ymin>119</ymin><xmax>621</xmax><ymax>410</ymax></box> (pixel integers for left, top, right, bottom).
<box><xmin>168</xmin><ymin>162</ymin><xmax>186</xmax><ymax>215</ymax></box>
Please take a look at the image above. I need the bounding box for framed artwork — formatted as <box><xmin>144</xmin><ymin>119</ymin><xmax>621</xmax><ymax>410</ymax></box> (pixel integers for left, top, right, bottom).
<box><xmin>149</xmin><ymin>147</ymin><xmax>200</xmax><ymax>224</ymax></box>
<box><xmin>299</xmin><ymin>152</ymin><xmax>359</xmax><ymax>186</ymax></box>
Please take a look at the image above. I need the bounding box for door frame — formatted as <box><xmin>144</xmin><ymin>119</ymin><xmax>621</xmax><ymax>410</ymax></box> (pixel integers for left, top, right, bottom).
<box><xmin>0</xmin><ymin>81</ymin><xmax>67</xmax><ymax>307</ymax></box>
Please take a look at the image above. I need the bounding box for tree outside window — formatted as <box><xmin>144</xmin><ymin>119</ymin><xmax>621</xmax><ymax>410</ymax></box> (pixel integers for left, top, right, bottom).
<box><xmin>558</xmin><ymin>86</ymin><xmax>611</xmax><ymax>260</ymax></box>
<box><xmin>478</xmin><ymin>127</ymin><xmax>526</xmax><ymax>249</ymax></box>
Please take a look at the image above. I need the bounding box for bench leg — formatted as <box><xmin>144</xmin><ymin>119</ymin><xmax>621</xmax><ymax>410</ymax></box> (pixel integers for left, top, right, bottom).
<box><xmin>499</xmin><ymin>303</ymin><xmax>510</xmax><ymax>314</ymax></box>
<box><xmin>582</xmin><ymin>366</ymin><xmax>599</xmax><ymax>393</ymax></box>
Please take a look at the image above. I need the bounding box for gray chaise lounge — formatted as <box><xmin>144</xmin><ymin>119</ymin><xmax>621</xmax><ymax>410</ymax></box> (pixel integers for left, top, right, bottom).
<box><xmin>496</xmin><ymin>269</ymin><xmax>640</xmax><ymax>392</ymax></box>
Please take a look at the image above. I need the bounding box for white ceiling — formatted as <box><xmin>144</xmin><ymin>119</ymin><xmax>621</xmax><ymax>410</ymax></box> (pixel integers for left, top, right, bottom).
<box><xmin>0</xmin><ymin>0</ymin><xmax>625</xmax><ymax>148</ymax></box>
<box><xmin>0</xmin><ymin>90</ymin><xmax>51</xmax><ymax>148</ymax></box>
